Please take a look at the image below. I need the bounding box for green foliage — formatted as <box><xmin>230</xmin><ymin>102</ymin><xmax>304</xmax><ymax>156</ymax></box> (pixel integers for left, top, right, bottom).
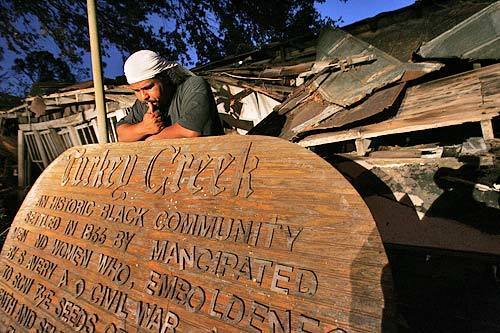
<box><xmin>11</xmin><ymin>51</ymin><xmax>76</xmax><ymax>96</ymax></box>
<box><xmin>12</xmin><ymin>51</ymin><xmax>75</xmax><ymax>83</ymax></box>
<box><xmin>209</xmin><ymin>0</ymin><xmax>332</xmax><ymax>59</ymax></box>
<box><xmin>0</xmin><ymin>0</ymin><xmax>332</xmax><ymax>67</ymax></box>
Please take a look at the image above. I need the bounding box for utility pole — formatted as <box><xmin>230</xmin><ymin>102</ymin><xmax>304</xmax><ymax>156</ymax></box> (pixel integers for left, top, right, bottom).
<box><xmin>87</xmin><ymin>0</ymin><xmax>108</xmax><ymax>143</ymax></box>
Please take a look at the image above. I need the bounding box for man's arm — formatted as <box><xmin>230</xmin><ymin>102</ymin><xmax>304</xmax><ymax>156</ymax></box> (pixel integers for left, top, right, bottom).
<box><xmin>145</xmin><ymin>123</ymin><xmax>200</xmax><ymax>141</ymax></box>
<box><xmin>117</xmin><ymin>103</ymin><xmax>164</xmax><ymax>142</ymax></box>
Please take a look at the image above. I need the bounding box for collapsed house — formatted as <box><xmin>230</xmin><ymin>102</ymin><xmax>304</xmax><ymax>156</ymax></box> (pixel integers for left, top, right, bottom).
<box><xmin>0</xmin><ymin>0</ymin><xmax>499</xmax><ymax>330</ymax></box>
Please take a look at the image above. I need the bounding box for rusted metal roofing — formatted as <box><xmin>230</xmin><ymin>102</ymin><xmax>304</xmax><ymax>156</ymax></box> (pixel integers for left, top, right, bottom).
<box><xmin>345</xmin><ymin>0</ymin><xmax>498</xmax><ymax>62</ymax></box>
<box><xmin>417</xmin><ymin>1</ymin><xmax>500</xmax><ymax>60</ymax></box>
<box><xmin>249</xmin><ymin>29</ymin><xmax>442</xmax><ymax>140</ymax></box>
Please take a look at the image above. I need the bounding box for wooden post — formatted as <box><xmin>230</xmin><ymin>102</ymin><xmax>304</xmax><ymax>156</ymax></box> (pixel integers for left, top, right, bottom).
<box><xmin>32</xmin><ymin>130</ymin><xmax>49</xmax><ymax>167</ymax></box>
<box><xmin>480</xmin><ymin>119</ymin><xmax>495</xmax><ymax>140</ymax></box>
<box><xmin>67</xmin><ymin>126</ymin><xmax>82</xmax><ymax>146</ymax></box>
<box><xmin>17</xmin><ymin>130</ymin><xmax>25</xmax><ymax>187</ymax></box>
<box><xmin>87</xmin><ymin>0</ymin><xmax>108</xmax><ymax>143</ymax></box>
<box><xmin>48</xmin><ymin>128</ymin><xmax>66</xmax><ymax>155</ymax></box>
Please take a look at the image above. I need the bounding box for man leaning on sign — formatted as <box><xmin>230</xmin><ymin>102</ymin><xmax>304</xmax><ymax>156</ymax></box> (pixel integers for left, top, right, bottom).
<box><xmin>116</xmin><ymin>50</ymin><xmax>224</xmax><ymax>142</ymax></box>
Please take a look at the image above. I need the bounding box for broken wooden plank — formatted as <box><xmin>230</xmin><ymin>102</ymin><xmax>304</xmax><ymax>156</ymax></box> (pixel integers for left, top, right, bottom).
<box><xmin>18</xmin><ymin>113</ymin><xmax>84</xmax><ymax>131</ymax></box>
<box><xmin>299</xmin><ymin>64</ymin><xmax>500</xmax><ymax>147</ymax></box>
<box><xmin>355</xmin><ymin>138</ymin><xmax>371</xmax><ymax>156</ymax></box>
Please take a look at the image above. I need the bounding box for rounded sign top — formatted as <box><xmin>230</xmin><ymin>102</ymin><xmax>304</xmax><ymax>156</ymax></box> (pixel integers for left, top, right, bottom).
<box><xmin>0</xmin><ymin>136</ymin><xmax>392</xmax><ymax>332</ymax></box>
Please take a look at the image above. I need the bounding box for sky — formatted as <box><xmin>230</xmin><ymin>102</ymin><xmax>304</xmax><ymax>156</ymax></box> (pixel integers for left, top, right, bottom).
<box><xmin>1</xmin><ymin>0</ymin><xmax>415</xmax><ymax>95</ymax></box>
<box><xmin>318</xmin><ymin>0</ymin><xmax>415</xmax><ymax>26</ymax></box>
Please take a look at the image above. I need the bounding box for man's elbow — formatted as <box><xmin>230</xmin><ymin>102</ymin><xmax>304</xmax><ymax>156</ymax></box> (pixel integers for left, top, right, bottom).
<box><xmin>116</xmin><ymin>126</ymin><xmax>126</xmax><ymax>142</ymax></box>
<box><xmin>116</xmin><ymin>125</ymin><xmax>135</xmax><ymax>142</ymax></box>
<box><xmin>183</xmin><ymin>130</ymin><xmax>201</xmax><ymax>138</ymax></box>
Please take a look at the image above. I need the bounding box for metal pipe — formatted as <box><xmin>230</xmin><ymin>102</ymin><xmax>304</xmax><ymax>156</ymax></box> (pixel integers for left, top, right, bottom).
<box><xmin>86</xmin><ymin>0</ymin><xmax>108</xmax><ymax>143</ymax></box>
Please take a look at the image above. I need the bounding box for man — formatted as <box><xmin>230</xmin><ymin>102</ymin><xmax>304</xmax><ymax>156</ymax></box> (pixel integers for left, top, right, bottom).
<box><xmin>117</xmin><ymin>50</ymin><xmax>224</xmax><ymax>142</ymax></box>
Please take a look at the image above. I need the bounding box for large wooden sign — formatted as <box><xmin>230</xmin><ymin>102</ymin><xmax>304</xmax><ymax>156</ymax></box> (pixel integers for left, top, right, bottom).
<box><xmin>0</xmin><ymin>136</ymin><xmax>393</xmax><ymax>332</ymax></box>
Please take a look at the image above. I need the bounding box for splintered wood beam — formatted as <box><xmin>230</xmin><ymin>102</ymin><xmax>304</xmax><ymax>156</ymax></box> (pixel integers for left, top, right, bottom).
<box><xmin>480</xmin><ymin>119</ymin><xmax>495</xmax><ymax>140</ymax></box>
<box><xmin>355</xmin><ymin>138</ymin><xmax>371</xmax><ymax>156</ymax></box>
<box><xmin>18</xmin><ymin>113</ymin><xmax>84</xmax><ymax>131</ymax></box>
<box><xmin>298</xmin><ymin>115</ymin><xmax>497</xmax><ymax>147</ymax></box>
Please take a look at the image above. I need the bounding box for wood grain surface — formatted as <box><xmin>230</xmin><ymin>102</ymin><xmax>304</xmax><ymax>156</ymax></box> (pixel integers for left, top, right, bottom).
<box><xmin>0</xmin><ymin>135</ymin><xmax>393</xmax><ymax>332</ymax></box>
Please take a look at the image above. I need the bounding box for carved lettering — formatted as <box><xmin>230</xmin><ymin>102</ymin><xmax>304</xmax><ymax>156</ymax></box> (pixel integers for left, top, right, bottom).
<box><xmin>11</xmin><ymin>272</ymin><xmax>34</xmax><ymax>295</ymax></box>
<box><xmin>37</xmin><ymin>317</ymin><xmax>58</xmax><ymax>333</ymax></box>
<box><xmin>222</xmin><ymin>295</ymin><xmax>245</xmax><ymax>325</ymax></box>
<box><xmin>48</xmin><ymin>195</ymin><xmax>95</xmax><ymax>216</ymax></box>
<box><xmin>269</xmin><ymin>309</ymin><xmax>291</xmax><ymax>333</ymax></box>
<box><xmin>232</xmin><ymin>143</ymin><xmax>258</xmax><ymax>198</ymax></box>
<box><xmin>135</xmin><ymin>301</ymin><xmax>179</xmax><ymax>333</ymax></box>
<box><xmin>35</xmin><ymin>195</ymin><xmax>49</xmax><ymax>208</ymax></box>
<box><xmin>90</xmin><ymin>150</ymin><xmax>111</xmax><ymax>187</ymax></box>
<box><xmin>209</xmin><ymin>289</ymin><xmax>223</xmax><ymax>319</ymax></box>
<box><xmin>17</xmin><ymin>250</ymin><xmax>26</xmax><ymax>265</ymax></box>
<box><xmin>33</xmin><ymin>283</ymin><xmax>55</xmax><ymax>310</ymax></box>
<box><xmin>81</xmin><ymin>223</ymin><xmax>107</xmax><ymax>245</ymax></box>
<box><xmin>143</xmin><ymin>145</ymin><xmax>257</xmax><ymax>198</ymax></box>
<box><xmin>210</xmin><ymin>153</ymin><xmax>234</xmax><ymax>195</ymax></box>
<box><xmin>295</xmin><ymin>269</ymin><xmax>318</xmax><ymax>297</ymax></box>
<box><xmin>2</xmin><ymin>264</ymin><xmax>14</xmax><ymax>282</ymax></box>
<box><xmin>75</xmin><ymin>279</ymin><xmax>86</xmax><ymax>298</ymax></box>
<box><xmin>248</xmin><ymin>301</ymin><xmax>268</xmax><ymax>333</ymax></box>
<box><xmin>111</xmin><ymin>154</ymin><xmax>137</xmax><ymax>200</ymax></box>
<box><xmin>61</xmin><ymin>149</ymin><xmax>85</xmax><ymax>186</ymax></box>
<box><xmin>99</xmin><ymin>203</ymin><xmax>148</xmax><ymax>227</ymax></box>
<box><xmin>51</xmin><ymin>239</ymin><xmax>93</xmax><ymax>267</ymax></box>
<box><xmin>153</xmin><ymin>210</ymin><xmax>295</xmax><ymax>250</ymax></box>
<box><xmin>64</xmin><ymin>219</ymin><xmax>79</xmax><ymax>236</ymax></box>
<box><xmin>187</xmin><ymin>154</ymin><xmax>212</xmax><ymax>194</ymax></box>
<box><xmin>169</xmin><ymin>153</ymin><xmax>191</xmax><ymax>193</ymax></box>
<box><xmin>270</xmin><ymin>264</ymin><xmax>293</xmax><ymax>295</ymax></box>
<box><xmin>150</xmin><ymin>240</ymin><xmax>194</xmax><ymax>270</ymax></box>
<box><xmin>61</xmin><ymin>149</ymin><xmax>137</xmax><ymax>200</ymax></box>
<box><xmin>144</xmin><ymin>270</ymin><xmax>206</xmax><ymax>313</ymax></box>
<box><xmin>15</xmin><ymin>303</ymin><xmax>37</xmax><ymax>329</ymax></box>
<box><xmin>24</xmin><ymin>211</ymin><xmax>60</xmax><ymax>230</ymax></box>
<box><xmin>97</xmin><ymin>253</ymin><xmax>131</xmax><ymax>285</ymax></box>
<box><xmin>144</xmin><ymin>146</ymin><xmax>180</xmax><ymax>195</ymax></box>
<box><xmin>55</xmin><ymin>297</ymin><xmax>98</xmax><ymax>332</ymax></box>
<box><xmin>298</xmin><ymin>315</ymin><xmax>320</xmax><ymax>333</ymax></box>
<box><xmin>57</xmin><ymin>269</ymin><xmax>68</xmax><ymax>288</ymax></box>
<box><xmin>285</xmin><ymin>226</ymin><xmax>303</xmax><ymax>251</ymax></box>
<box><xmin>90</xmin><ymin>283</ymin><xmax>129</xmax><ymax>317</ymax></box>
<box><xmin>25</xmin><ymin>255</ymin><xmax>58</xmax><ymax>280</ymax></box>
<box><xmin>104</xmin><ymin>323</ymin><xmax>129</xmax><ymax>333</ymax></box>
<box><xmin>33</xmin><ymin>234</ymin><xmax>48</xmax><ymax>250</ymax></box>
<box><xmin>0</xmin><ymin>287</ymin><xmax>18</xmax><ymax>315</ymax></box>
<box><xmin>112</xmin><ymin>231</ymin><xmax>135</xmax><ymax>252</ymax></box>
<box><xmin>5</xmin><ymin>245</ymin><xmax>18</xmax><ymax>261</ymax></box>
<box><xmin>11</xmin><ymin>227</ymin><xmax>29</xmax><ymax>243</ymax></box>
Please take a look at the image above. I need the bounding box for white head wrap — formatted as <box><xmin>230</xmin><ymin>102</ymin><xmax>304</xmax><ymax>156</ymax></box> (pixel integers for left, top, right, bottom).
<box><xmin>124</xmin><ymin>50</ymin><xmax>178</xmax><ymax>84</ymax></box>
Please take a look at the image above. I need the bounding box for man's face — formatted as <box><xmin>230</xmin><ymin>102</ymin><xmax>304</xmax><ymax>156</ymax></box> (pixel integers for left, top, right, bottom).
<box><xmin>130</xmin><ymin>78</ymin><xmax>163</xmax><ymax>107</ymax></box>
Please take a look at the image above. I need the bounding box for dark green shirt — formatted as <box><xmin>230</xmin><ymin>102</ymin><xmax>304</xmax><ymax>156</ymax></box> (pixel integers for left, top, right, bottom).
<box><xmin>117</xmin><ymin>76</ymin><xmax>224</xmax><ymax>136</ymax></box>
